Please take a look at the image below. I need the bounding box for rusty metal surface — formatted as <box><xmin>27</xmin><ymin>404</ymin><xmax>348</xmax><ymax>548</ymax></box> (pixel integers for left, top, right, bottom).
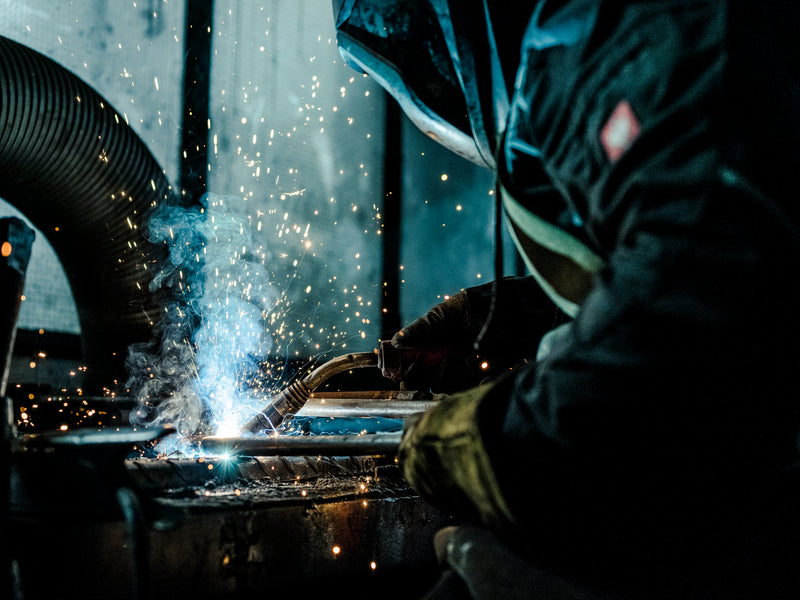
<box><xmin>8</xmin><ymin>400</ymin><xmax>451</xmax><ymax>599</ymax></box>
<box><xmin>127</xmin><ymin>453</ymin><xmax>398</xmax><ymax>497</ymax></box>
<box><xmin>128</xmin><ymin>454</ymin><xmax>410</xmax><ymax>513</ymax></box>
<box><xmin>13</xmin><ymin>483</ymin><xmax>451</xmax><ymax>599</ymax></box>
<box><xmin>137</xmin><ymin>458</ymin><xmax>413</xmax><ymax>513</ymax></box>
<box><xmin>10</xmin><ymin>450</ymin><xmax>455</xmax><ymax>599</ymax></box>
<box><xmin>136</xmin><ymin>457</ymin><xmax>452</xmax><ymax>598</ymax></box>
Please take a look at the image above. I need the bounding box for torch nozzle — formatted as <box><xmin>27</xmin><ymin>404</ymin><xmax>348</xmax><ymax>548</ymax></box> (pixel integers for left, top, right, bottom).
<box><xmin>241</xmin><ymin>351</ymin><xmax>379</xmax><ymax>434</ymax></box>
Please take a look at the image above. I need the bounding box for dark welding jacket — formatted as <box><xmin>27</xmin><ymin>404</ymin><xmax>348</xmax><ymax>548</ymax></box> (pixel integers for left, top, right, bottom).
<box><xmin>337</xmin><ymin>0</ymin><xmax>800</xmax><ymax>587</ymax></box>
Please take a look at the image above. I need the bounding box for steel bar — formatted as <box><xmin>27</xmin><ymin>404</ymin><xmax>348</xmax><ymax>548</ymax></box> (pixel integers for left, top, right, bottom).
<box><xmin>200</xmin><ymin>433</ymin><xmax>402</xmax><ymax>456</ymax></box>
<box><xmin>22</xmin><ymin>427</ymin><xmax>171</xmax><ymax>450</ymax></box>
<box><xmin>298</xmin><ymin>391</ymin><xmax>434</xmax><ymax>418</ymax></box>
<box><xmin>309</xmin><ymin>390</ymin><xmax>428</xmax><ymax>400</ymax></box>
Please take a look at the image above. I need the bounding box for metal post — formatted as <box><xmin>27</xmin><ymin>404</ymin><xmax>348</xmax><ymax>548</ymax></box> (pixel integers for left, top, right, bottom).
<box><xmin>381</xmin><ymin>98</ymin><xmax>403</xmax><ymax>337</ymax></box>
<box><xmin>0</xmin><ymin>217</ymin><xmax>35</xmax><ymax>600</ymax></box>
<box><xmin>0</xmin><ymin>217</ymin><xmax>34</xmax><ymax>398</ymax></box>
<box><xmin>179</xmin><ymin>0</ymin><xmax>215</xmax><ymax>204</ymax></box>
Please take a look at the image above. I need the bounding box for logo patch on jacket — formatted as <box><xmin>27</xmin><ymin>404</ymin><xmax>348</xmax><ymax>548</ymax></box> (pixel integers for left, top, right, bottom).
<box><xmin>600</xmin><ymin>100</ymin><xmax>640</xmax><ymax>162</ymax></box>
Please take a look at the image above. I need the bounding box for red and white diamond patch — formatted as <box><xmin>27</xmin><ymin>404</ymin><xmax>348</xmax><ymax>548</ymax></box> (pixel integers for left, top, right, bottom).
<box><xmin>600</xmin><ymin>100</ymin><xmax>641</xmax><ymax>162</ymax></box>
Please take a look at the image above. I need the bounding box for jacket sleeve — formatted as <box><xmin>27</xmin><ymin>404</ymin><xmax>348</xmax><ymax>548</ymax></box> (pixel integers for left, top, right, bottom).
<box><xmin>481</xmin><ymin>2</ymin><xmax>800</xmax><ymax>534</ymax></box>
<box><xmin>403</xmin><ymin>1</ymin><xmax>800</xmax><ymax>543</ymax></box>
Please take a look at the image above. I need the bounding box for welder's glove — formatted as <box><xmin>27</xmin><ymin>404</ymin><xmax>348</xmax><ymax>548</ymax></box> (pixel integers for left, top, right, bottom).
<box><xmin>379</xmin><ymin>277</ymin><xmax>562</xmax><ymax>393</ymax></box>
<box><xmin>398</xmin><ymin>382</ymin><xmax>516</xmax><ymax>530</ymax></box>
<box><xmin>378</xmin><ymin>290</ymin><xmax>476</xmax><ymax>392</ymax></box>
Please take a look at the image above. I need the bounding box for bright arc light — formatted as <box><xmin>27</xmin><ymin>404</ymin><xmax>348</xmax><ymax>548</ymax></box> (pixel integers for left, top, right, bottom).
<box><xmin>216</xmin><ymin>416</ymin><xmax>241</xmax><ymax>438</ymax></box>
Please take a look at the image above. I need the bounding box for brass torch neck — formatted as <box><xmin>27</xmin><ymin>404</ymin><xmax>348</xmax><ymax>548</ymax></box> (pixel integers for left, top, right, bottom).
<box><xmin>243</xmin><ymin>379</ymin><xmax>310</xmax><ymax>433</ymax></box>
<box><xmin>242</xmin><ymin>352</ymin><xmax>379</xmax><ymax>435</ymax></box>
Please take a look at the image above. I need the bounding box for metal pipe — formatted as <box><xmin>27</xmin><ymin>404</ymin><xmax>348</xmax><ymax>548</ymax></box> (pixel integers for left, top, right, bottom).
<box><xmin>240</xmin><ymin>352</ymin><xmax>379</xmax><ymax>434</ymax></box>
<box><xmin>298</xmin><ymin>391</ymin><xmax>433</xmax><ymax>418</ymax></box>
<box><xmin>116</xmin><ymin>487</ymin><xmax>149</xmax><ymax>600</ymax></box>
<box><xmin>200</xmin><ymin>432</ymin><xmax>402</xmax><ymax>457</ymax></box>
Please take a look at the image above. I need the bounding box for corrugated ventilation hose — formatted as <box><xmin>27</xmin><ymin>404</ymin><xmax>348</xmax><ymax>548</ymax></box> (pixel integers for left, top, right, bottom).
<box><xmin>0</xmin><ymin>35</ymin><xmax>177</xmax><ymax>387</ymax></box>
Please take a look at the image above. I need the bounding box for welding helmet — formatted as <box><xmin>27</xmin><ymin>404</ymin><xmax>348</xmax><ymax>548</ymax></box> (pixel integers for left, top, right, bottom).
<box><xmin>333</xmin><ymin>0</ymin><xmax>525</xmax><ymax>169</ymax></box>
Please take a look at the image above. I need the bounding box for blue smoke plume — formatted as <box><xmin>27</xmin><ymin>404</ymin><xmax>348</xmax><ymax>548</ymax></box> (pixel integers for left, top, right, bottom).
<box><xmin>126</xmin><ymin>193</ymin><xmax>276</xmax><ymax>442</ymax></box>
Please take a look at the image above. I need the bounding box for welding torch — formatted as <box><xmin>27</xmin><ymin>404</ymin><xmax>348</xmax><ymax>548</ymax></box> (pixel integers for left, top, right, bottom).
<box><xmin>241</xmin><ymin>351</ymin><xmax>379</xmax><ymax>434</ymax></box>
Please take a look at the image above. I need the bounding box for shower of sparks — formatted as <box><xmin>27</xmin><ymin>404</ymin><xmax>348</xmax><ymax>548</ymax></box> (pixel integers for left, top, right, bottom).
<box><xmin>126</xmin><ymin>193</ymin><xmax>285</xmax><ymax>443</ymax></box>
<box><xmin>6</xmin><ymin>2</ymin><xmax>403</xmax><ymax>444</ymax></box>
<box><xmin>201</xmin><ymin>17</ymin><xmax>384</xmax><ymax>366</ymax></box>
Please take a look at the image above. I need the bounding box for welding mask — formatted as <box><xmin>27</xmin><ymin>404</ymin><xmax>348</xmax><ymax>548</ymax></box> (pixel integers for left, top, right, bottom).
<box><xmin>333</xmin><ymin>0</ymin><xmax>515</xmax><ymax>169</ymax></box>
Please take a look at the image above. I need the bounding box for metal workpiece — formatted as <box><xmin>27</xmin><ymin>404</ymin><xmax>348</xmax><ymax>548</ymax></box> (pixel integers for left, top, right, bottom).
<box><xmin>241</xmin><ymin>351</ymin><xmax>380</xmax><ymax>434</ymax></box>
<box><xmin>21</xmin><ymin>427</ymin><xmax>169</xmax><ymax>452</ymax></box>
<box><xmin>200</xmin><ymin>432</ymin><xmax>403</xmax><ymax>457</ymax></box>
<box><xmin>9</xmin><ymin>368</ymin><xmax>439</xmax><ymax>599</ymax></box>
<box><xmin>127</xmin><ymin>453</ymin><xmax>391</xmax><ymax>491</ymax></box>
<box><xmin>11</xmin><ymin>427</ymin><xmax>173</xmax><ymax>519</ymax></box>
<box><xmin>299</xmin><ymin>390</ymin><xmax>434</xmax><ymax>418</ymax></box>
<box><xmin>11</xmin><ymin>438</ymin><xmax>452</xmax><ymax>600</ymax></box>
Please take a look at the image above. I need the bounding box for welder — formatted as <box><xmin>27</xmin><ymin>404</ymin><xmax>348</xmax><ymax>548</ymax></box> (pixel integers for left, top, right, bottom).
<box><xmin>334</xmin><ymin>1</ymin><xmax>800</xmax><ymax>598</ymax></box>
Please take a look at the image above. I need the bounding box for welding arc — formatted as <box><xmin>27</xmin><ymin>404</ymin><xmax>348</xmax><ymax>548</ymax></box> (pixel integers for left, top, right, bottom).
<box><xmin>241</xmin><ymin>352</ymin><xmax>379</xmax><ymax>434</ymax></box>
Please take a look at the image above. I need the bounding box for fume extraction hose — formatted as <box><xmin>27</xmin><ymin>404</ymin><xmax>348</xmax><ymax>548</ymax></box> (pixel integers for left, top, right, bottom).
<box><xmin>0</xmin><ymin>35</ymin><xmax>176</xmax><ymax>384</ymax></box>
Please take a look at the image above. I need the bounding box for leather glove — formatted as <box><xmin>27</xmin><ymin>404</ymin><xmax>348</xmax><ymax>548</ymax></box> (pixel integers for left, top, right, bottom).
<box><xmin>379</xmin><ymin>277</ymin><xmax>563</xmax><ymax>393</ymax></box>
<box><xmin>398</xmin><ymin>382</ymin><xmax>516</xmax><ymax>530</ymax></box>
<box><xmin>378</xmin><ymin>290</ymin><xmax>476</xmax><ymax>393</ymax></box>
